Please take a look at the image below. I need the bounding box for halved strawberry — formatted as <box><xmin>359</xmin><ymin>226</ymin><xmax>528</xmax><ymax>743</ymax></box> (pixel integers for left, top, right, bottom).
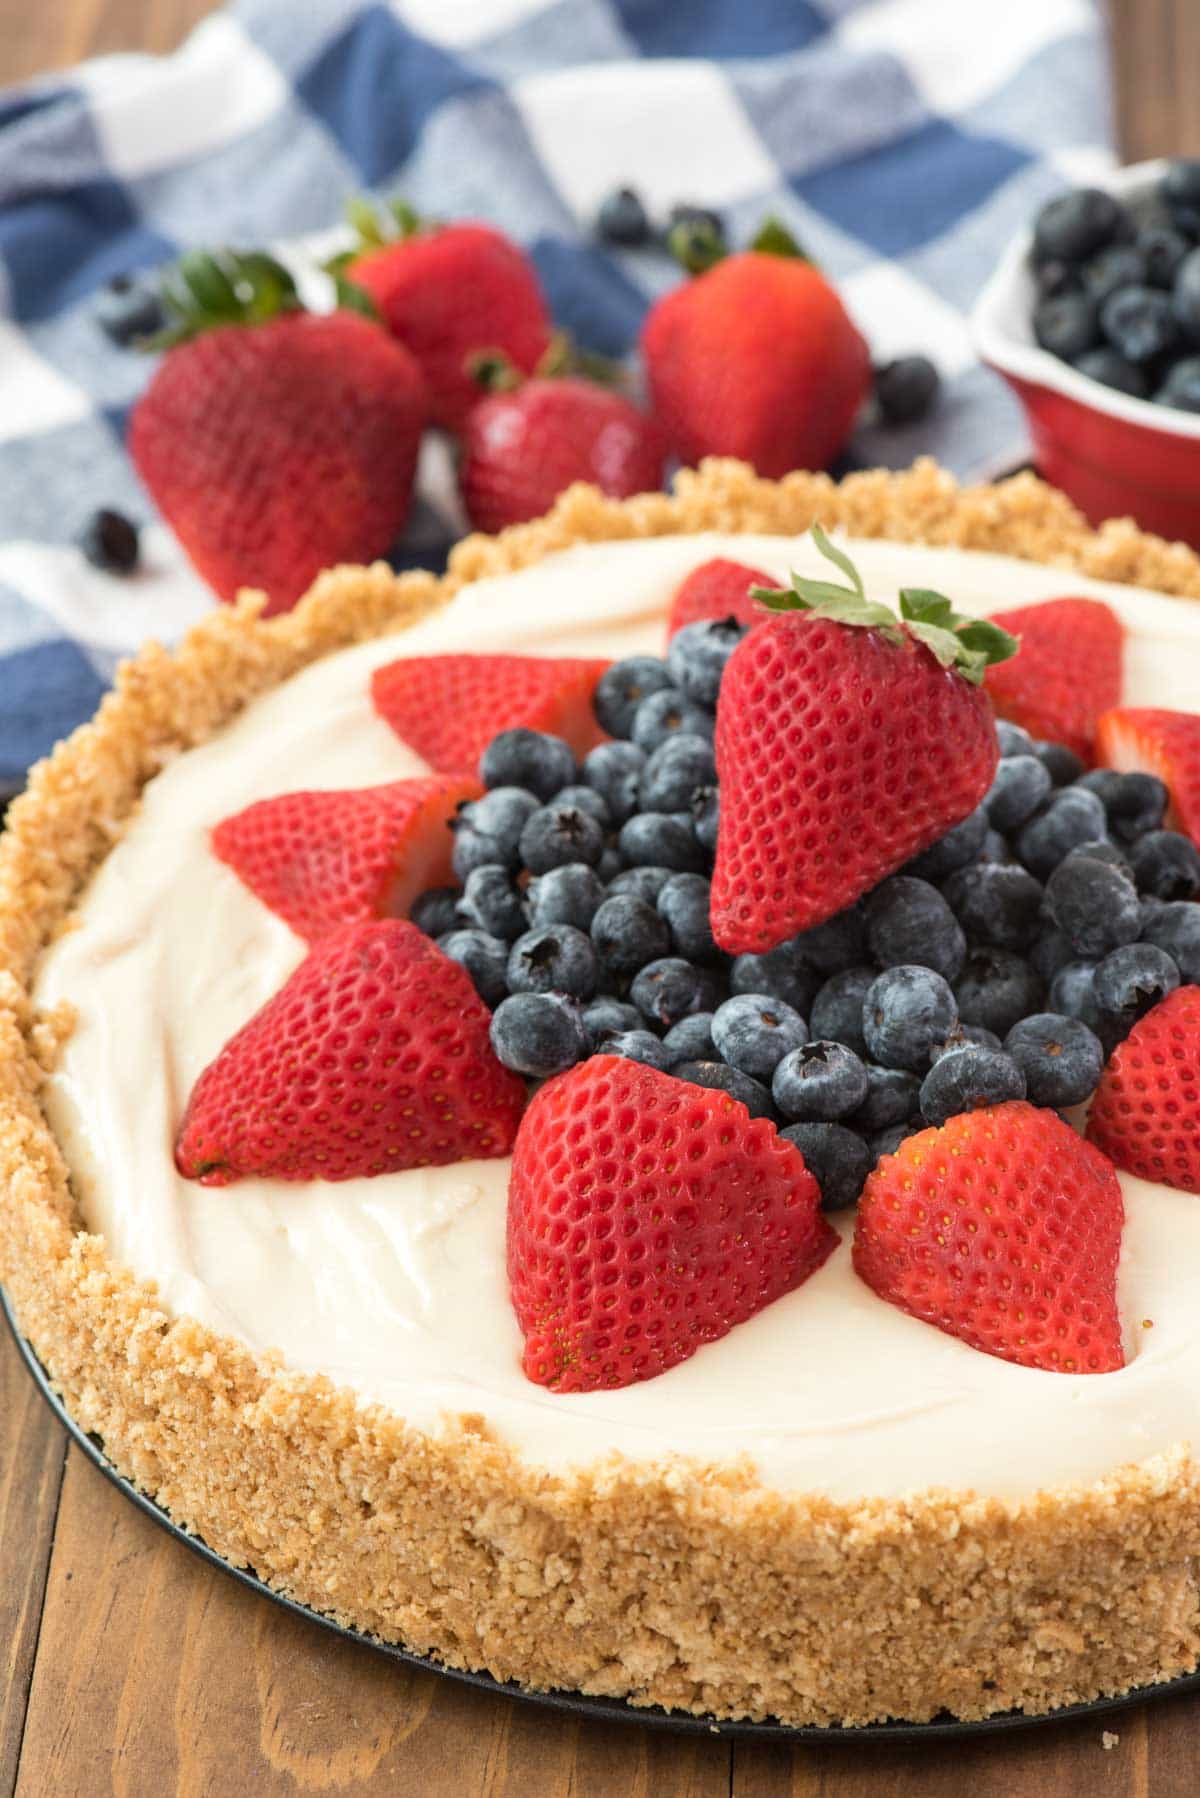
<box><xmin>854</xmin><ymin>1101</ymin><xmax>1125</xmax><ymax>1374</ymax></box>
<box><xmin>1096</xmin><ymin>707</ymin><xmax>1200</xmax><ymax>845</ymax></box>
<box><xmin>666</xmin><ymin>557</ymin><xmax>773</xmax><ymax>641</ymax></box>
<box><xmin>984</xmin><ymin>597</ymin><xmax>1124</xmax><ymax>763</ymax></box>
<box><xmin>175</xmin><ymin>919</ymin><xmax>526</xmax><ymax>1185</ymax></box>
<box><xmin>1087</xmin><ymin>985</ymin><xmax>1200</xmax><ymax>1193</ymax></box>
<box><xmin>371</xmin><ymin>653</ymin><xmax>610</xmax><ymax>775</ymax></box>
<box><xmin>212</xmin><ymin>776</ymin><xmax>479</xmax><ymax>943</ymax></box>
<box><xmin>507</xmin><ymin>1054</ymin><xmax>837</xmax><ymax>1392</ymax></box>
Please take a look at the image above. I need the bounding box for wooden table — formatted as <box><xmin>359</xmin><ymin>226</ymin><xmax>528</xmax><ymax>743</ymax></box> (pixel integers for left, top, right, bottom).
<box><xmin>3</xmin><ymin>2</ymin><xmax>1200</xmax><ymax>1793</ymax></box>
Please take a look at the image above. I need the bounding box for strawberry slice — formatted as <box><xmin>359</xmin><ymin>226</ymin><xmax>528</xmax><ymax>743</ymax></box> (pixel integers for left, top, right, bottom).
<box><xmin>1087</xmin><ymin>986</ymin><xmax>1200</xmax><ymax>1193</ymax></box>
<box><xmin>984</xmin><ymin>597</ymin><xmax>1124</xmax><ymax>763</ymax></box>
<box><xmin>371</xmin><ymin>653</ymin><xmax>610</xmax><ymax>775</ymax></box>
<box><xmin>666</xmin><ymin>557</ymin><xmax>773</xmax><ymax>641</ymax></box>
<box><xmin>175</xmin><ymin>919</ymin><xmax>526</xmax><ymax>1185</ymax></box>
<box><xmin>212</xmin><ymin>776</ymin><xmax>479</xmax><ymax>943</ymax></box>
<box><xmin>1096</xmin><ymin>707</ymin><xmax>1200</xmax><ymax>845</ymax></box>
<box><xmin>507</xmin><ymin>1055</ymin><xmax>837</xmax><ymax>1392</ymax></box>
<box><xmin>854</xmin><ymin>1101</ymin><xmax>1125</xmax><ymax>1374</ymax></box>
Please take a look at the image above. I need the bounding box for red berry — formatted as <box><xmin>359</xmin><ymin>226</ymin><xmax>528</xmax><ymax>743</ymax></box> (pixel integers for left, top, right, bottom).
<box><xmin>507</xmin><ymin>1054</ymin><xmax>837</xmax><ymax>1392</ymax></box>
<box><xmin>371</xmin><ymin>652</ymin><xmax>610</xmax><ymax>775</ymax></box>
<box><xmin>1087</xmin><ymin>985</ymin><xmax>1200</xmax><ymax>1193</ymax></box>
<box><xmin>665</xmin><ymin>557</ymin><xmax>773</xmax><ymax>642</ymax></box>
<box><xmin>854</xmin><ymin>1101</ymin><xmax>1125</xmax><ymax>1374</ymax></box>
<box><xmin>175</xmin><ymin>919</ymin><xmax>526</xmax><ymax>1185</ymax></box>
<box><xmin>1096</xmin><ymin>707</ymin><xmax>1200</xmax><ymax>846</ymax></box>
<box><xmin>984</xmin><ymin>597</ymin><xmax>1124</xmax><ymax>763</ymax></box>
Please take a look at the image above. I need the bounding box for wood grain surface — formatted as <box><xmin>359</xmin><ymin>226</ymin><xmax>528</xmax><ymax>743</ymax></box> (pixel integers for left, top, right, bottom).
<box><xmin>2</xmin><ymin>1</ymin><xmax>1199</xmax><ymax>1794</ymax></box>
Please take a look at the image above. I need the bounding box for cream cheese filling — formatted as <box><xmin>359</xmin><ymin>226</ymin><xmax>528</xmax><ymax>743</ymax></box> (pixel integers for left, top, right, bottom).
<box><xmin>34</xmin><ymin>532</ymin><xmax>1200</xmax><ymax>1502</ymax></box>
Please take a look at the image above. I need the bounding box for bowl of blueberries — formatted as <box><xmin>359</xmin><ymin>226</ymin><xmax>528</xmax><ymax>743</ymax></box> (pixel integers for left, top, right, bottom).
<box><xmin>972</xmin><ymin>159</ymin><xmax>1200</xmax><ymax>548</ymax></box>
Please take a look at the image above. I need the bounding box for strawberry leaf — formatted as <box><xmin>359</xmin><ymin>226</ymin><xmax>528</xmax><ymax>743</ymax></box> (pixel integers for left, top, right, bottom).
<box><xmin>811</xmin><ymin>521</ymin><xmax>864</xmax><ymax>596</ymax></box>
<box><xmin>749</xmin><ymin>216</ymin><xmax>808</xmax><ymax>260</ymax></box>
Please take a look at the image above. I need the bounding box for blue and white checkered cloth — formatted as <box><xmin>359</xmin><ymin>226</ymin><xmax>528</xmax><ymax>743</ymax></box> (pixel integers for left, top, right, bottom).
<box><xmin>0</xmin><ymin>0</ymin><xmax>1113</xmax><ymax>787</ymax></box>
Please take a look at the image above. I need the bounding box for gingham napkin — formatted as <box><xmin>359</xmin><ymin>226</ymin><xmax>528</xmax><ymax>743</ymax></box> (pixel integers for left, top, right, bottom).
<box><xmin>0</xmin><ymin>0</ymin><xmax>1113</xmax><ymax>787</ymax></box>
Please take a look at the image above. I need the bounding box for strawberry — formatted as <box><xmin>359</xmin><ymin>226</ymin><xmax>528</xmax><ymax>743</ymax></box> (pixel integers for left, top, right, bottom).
<box><xmin>710</xmin><ymin>528</ymin><xmax>1016</xmax><ymax>952</ymax></box>
<box><xmin>854</xmin><ymin>1101</ymin><xmax>1125</xmax><ymax>1374</ymax></box>
<box><xmin>1086</xmin><ymin>986</ymin><xmax>1200</xmax><ymax>1193</ymax></box>
<box><xmin>129</xmin><ymin>252</ymin><xmax>426</xmax><ymax>615</ymax></box>
<box><xmin>983</xmin><ymin>597</ymin><xmax>1124</xmax><ymax>762</ymax></box>
<box><xmin>666</xmin><ymin>557</ymin><xmax>773</xmax><ymax>641</ymax></box>
<box><xmin>211</xmin><ymin>775</ymin><xmax>480</xmax><ymax>943</ymax></box>
<box><xmin>371</xmin><ymin>653</ymin><xmax>610</xmax><ymax>775</ymax></box>
<box><xmin>507</xmin><ymin>1054</ymin><xmax>837</xmax><ymax>1392</ymax></box>
<box><xmin>640</xmin><ymin>220</ymin><xmax>870</xmax><ymax>477</ymax></box>
<box><xmin>458</xmin><ymin>372</ymin><xmax>665</xmax><ymax>534</ymax></box>
<box><xmin>175</xmin><ymin>919</ymin><xmax>525</xmax><ymax>1185</ymax></box>
<box><xmin>1095</xmin><ymin>707</ymin><xmax>1200</xmax><ymax>845</ymax></box>
<box><xmin>343</xmin><ymin>201</ymin><xmax>552</xmax><ymax>432</ymax></box>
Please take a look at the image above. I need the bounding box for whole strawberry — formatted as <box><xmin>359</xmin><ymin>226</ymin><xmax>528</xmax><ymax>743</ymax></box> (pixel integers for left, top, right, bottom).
<box><xmin>459</xmin><ymin>371</ymin><xmax>666</xmax><ymax>534</ymax></box>
<box><xmin>665</xmin><ymin>557</ymin><xmax>773</xmax><ymax>642</ymax></box>
<box><xmin>641</xmin><ymin>220</ymin><xmax>870</xmax><ymax>476</ymax></box>
<box><xmin>710</xmin><ymin>528</ymin><xmax>1016</xmax><ymax>952</ymax></box>
<box><xmin>175</xmin><ymin>919</ymin><xmax>526</xmax><ymax>1185</ymax></box>
<box><xmin>855</xmin><ymin>1101</ymin><xmax>1125</xmax><ymax>1374</ymax></box>
<box><xmin>507</xmin><ymin>1054</ymin><xmax>837</xmax><ymax>1392</ymax></box>
<box><xmin>1087</xmin><ymin>985</ymin><xmax>1200</xmax><ymax>1192</ymax></box>
<box><xmin>130</xmin><ymin>252</ymin><xmax>426</xmax><ymax>615</ymax></box>
<box><xmin>984</xmin><ymin>596</ymin><xmax>1124</xmax><ymax>763</ymax></box>
<box><xmin>344</xmin><ymin>200</ymin><xmax>552</xmax><ymax>431</ymax></box>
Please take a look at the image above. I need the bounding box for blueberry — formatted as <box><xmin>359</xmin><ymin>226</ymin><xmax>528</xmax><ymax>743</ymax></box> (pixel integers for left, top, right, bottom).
<box><xmin>1035</xmin><ymin>259</ymin><xmax>1081</xmax><ymax>299</ymax></box>
<box><xmin>630</xmin><ymin>957</ymin><xmax>722</xmax><ymax>1028</ymax></box>
<box><xmin>1157</xmin><ymin>356</ymin><xmax>1200</xmax><ymax>412</ymax></box>
<box><xmin>809</xmin><ymin>966</ymin><xmax>876</xmax><ymax>1058</ymax></box>
<box><xmin>525</xmin><ymin>863</ymin><xmax>606</xmax><ymax>930</ymax></box>
<box><xmin>711</xmin><ymin>993</ymin><xmax>808</xmax><ymax>1081</ymax></box>
<box><xmin>1033</xmin><ymin>188</ymin><xmax>1126</xmax><ymax>264</ymax></box>
<box><xmin>490</xmin><ymin>992</ymin><xmax>587</xmax><ymax>1077</ymax></box>
<box><xmin>672</xmin><ymin>1060</ymin><xmax>773</xmax><ymax>1119</ymax></box>
<box><xmin>582</xmin><ymin>996</ymin><xmax>642</xmax><ymax>1048</ymax></box>
<box><xmin>605</xmin><ymin>1030</ymin><xmax>670</xmax><ymax>1070</ymax></box>
<box><xmin>554</xmin><ymin>783</ymin><xmax>611</xmax><ymax>825</ymax></box>
<box><xmin>596</xmin><ymin>185</ymin><xmax>651</xmax><ymax>247</ymax></box>
<box><xmin>1033</xmin><ymin>291</ymin><xmax>1099</xmax><ymax>360</ymax></box>
<box><xmin>996</xmin><ymin>721</ymin><xmax>1037</xmax><ymax>757</ymax></box>
<box><xmin>691</xmin><ymin>785</ymin><xmax>720</xmax><ymax>853</ymax></box>
<box><xmin>780</xmin><ymin>1121</ymin><xmax>873</xmax><ymax>1211</ymax></box>
<box><xmin>903</xmin><ymin>805</ymin><xmax>989</xmax><ymax>881</ymax></box>
<box><xmin>864</xmin><ymin>876</ymin><xmax>965</xmax><ymax>981</ymax></box>
<box><xmin>1062</xmin><ymin>838</ymin><xmax>1133</xmax><ymax>879</ymax></box>
<box><xmin>848</xmin><ymin>1064</ymin><xmax>921</xmax><ymax>1132</ymax></box>
<box><xmin>1101</xmin><ymin>285</ymin><xmax>1180</xmax><ymax>363</ymax></box>
<box><xmin>656</xmin><ymin>871</ymin><xmax>716</xmax><ymax>961</ymax></box>
<box><xmin>1083</xmin><ymin>243</ymin><xmax>1146</xmax><ymax>302</ymax></box>
<box><xmin>1174</xmin><ymin>247</ymin><xmax>1200</xmax><ymax>342</ymax></box>
<box><xmin>982</xmin><ymin>830</ymin><xmax>1019</xmax><ymax>863</ymax></box>
<box><xmin>1044</xmin><ymin>854</ymin><xmax>1141</xmax><ymax>957</ymax></box>
<box><xmin>452</xmin><ymin>824</ymin><xmax>508</xmax><ymax>882</ymax></box>
<box><xmin>618</xmin><ymin>810</ymin><xmax>705</xmax><ymax>872</ymax></box>
<box><xmin>873</xmin><ymin>355</ymin><xmax>940</xmax><ymax>425</ymax></box>
<box><xmin>1073</xmin><ymin>347</ymin><xmax>1149</xmax><ymax>399</ymax></box>
<box><xmin>1131</xmin><ymin>830</ymin><xmax>1200</xmax><ymax>900</ymax></box>
<box><xmin>1164</xmin><ymin>160</ymin><xmax>1200</xmax><ymax>222</ymax></box>
<box><xmin>438</xmin><ymin>928</ymin><xmax>509</xmax><ymax>1008</ymax></box>
<box><xmin>581</xmin><ymin>740</ymin><xmax>646</xmax><ymax>823</ymax></box>
<box><xmin>666</xmin><ymin>618</ymin><xmax>745</xmax><ymax>706</ymax></box>
<box><xmin>593</xmin><ymin>657</ymin><xmax>673</xmax><ymax>738</ymax></box>
<box><xmin>458</xmin><ymin>787</ymin><xmax>540</xmax><ymax>869</ymax></box>
<box><xmin>94</xmin><ymin>274</ymin><xmax>166</xmax><ymax>345</ymax></box>
<box><xmin>931</xmin><ymin>1023</ymin><xmax>1004</xmax><ymax>1059</ymax></box>
<box><xmin>943</xmin><ymin>861</ymin><xmax>1044</xmax><ymax>951</ymax></box>
<box><xmin>773</xmin><ymin>1040</ymin><xmax>869</xmax><ymax>1122</ymax></box>
<box><xmin>1141</xmin><ymin>901</ymin><xmax>1200</xmax><ymax>982</ymax></box>
<box><xmin>507</xmin><ymin>924</ymin><xmax>598</xmax><ymax>999</ymax></box>
<box><xmin>730</xmin><ymin>946</ymin><xmax>819</xmax><ymax>1015</ymax></box>
<box><xmin>78</xmin><ymin>506</ymin><xmax>141</xmax><ymax>576</ymax></box>
<box><xmin>590</xmin><ymin>893</ymin><xmax>670</xmax><ymax>976</ymax></box>
<box><xmin>520</xmin><ymin>801</ymin><xmax>605</xmax><ymax>873</ymax></box>
<box><xmin>1048</xmin><ymin>961</ymin><xmax>1106</xmax><ymax>1038</ymax></box>
<box><xmin>639</xmin><ymin>734</ymin><xmax>716</xmax><ymax>812</ymax></box>
<box><xmin>1034</xmin><ymin>740</ymin><xmax>1086</xmax><ymax>787</ymax></box>
<box><xmin>787</xmin><ymin>906</ymin><xmax>868</xmax><ymax>975</ymax></box>
<box><xmin>1015</xmin><ymin>786</ymin><xmax>1107</xmax><ymax>877</ymax></box>
<box><xmin>1077</xmin><ymin>769</ymin><xmax>1168</xmax><ymax>843</ymax></box>
<box><xmin>1140</xmin><ymin>224</ymin><xmax>1192</xmax><ymax>288</ymax></box>
<box><xmin>662</xmin><ymin>1012</ymin><xmax>717</xmax><ymax>1066</ymax></box>
<box><xmin>1093</xmin><ymin>942</ymin><xmax>1180</xmax><ymax>1026</ymax></box>
<box><xmin>631</xmin><ymin>688</ymin><xmax>713</xmax><ymax>751</ymax></box>
<box><xmin>1003</xmin><ymin>1013</ymin><xmax>1104</xmax><ymax>1108</ymax></box>
<box><xmin>953</xmin><ymin>949</ymin><xmax>1043</xmax><ymax>1037</ymax></box>
<box><xmin>480</xmin><ymin>728</ymin><xmax>575</xmax><ymax>798</ymax></box>
<box><xmin>862</xmin><ymin>966</ymin><xmax>958</xmax><ymax>1072</ymax></box>
<box><xmin>919</xmin><ymin>1046</ymin><xmax>1026</xmax><ymax>1126</ymax></box>
<box><xmin>1029</xmin><ymin>927</ymin><xmax>1076</xmax><ymax>983</ymax></box>
<box><xmin>985</xmin><ymin>754</ymin><xmax>1053</xmax><ymax>831</ymax></box>
<box><xmin>460</xmin><ymin>865</ymin><xmax>526</xmax><ymax>941</ymax></box>
<box><xmin>410</xmin><ymin>886</ymin><xmax>462</xmax><ymax>939</ymax></box>
<box><xmin>870</xmin><ymin>1121</ymin><xmax>923</xmax><ymax>1160</ymax></box>
<box><xmin>607</xmin><ymin>865</ymin><xmax>674</xmax><ymax>902</ymax></box>
<box><xmin>597</xmin><ymin>846</ymin><xmax>623</xmax><ymax>883</ymax></box>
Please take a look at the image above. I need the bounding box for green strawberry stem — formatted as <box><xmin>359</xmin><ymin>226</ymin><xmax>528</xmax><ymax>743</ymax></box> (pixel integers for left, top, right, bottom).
<box><xmin>752</xmin><ymin>524</ymin><xmax>1018</xmax><ymax>685</ymax></box>
<box><xmin>467</xmin><ymin>333</ymin><xmax>624</xmax><ymax>393</ymax></box>
<box><xmin>146</xmin><ymin>250</ymin><xmax>303</xmax><ymax>349</ymax></box>
<box><xmin>667</xmin><ymin>212</ymin><xmax>812</xmax><ymax>275</ymax></box>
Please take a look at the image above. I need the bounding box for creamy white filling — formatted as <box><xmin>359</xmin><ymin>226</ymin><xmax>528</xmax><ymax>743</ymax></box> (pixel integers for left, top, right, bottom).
<box><xmin>34</xmin><ymin>533</ymin><xmax>1200</xmax><ymax>1502</ymax></box>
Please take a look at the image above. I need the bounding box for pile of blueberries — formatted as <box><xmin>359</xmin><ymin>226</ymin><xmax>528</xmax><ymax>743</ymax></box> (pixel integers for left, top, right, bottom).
<box><xmin>1031</xmin><ymin>162</ymin><xmax>1200</xmax><ymax>410</ymax></box>
<box><xmin>411</xmin><ymin>617</ymin><xmax>1200</xmax><ymax>1212</ymax></box>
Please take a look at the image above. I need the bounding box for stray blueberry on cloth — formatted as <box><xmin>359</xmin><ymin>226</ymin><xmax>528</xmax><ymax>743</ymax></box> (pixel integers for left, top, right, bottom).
<box><xmin>79</xmin><ymin>508</ymin><xmax>140</xmax><ymax>575</ymax></box>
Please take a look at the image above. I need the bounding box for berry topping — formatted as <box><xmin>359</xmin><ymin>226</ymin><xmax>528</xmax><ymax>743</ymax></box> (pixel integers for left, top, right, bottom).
<box><xmin>666</xmin><ymin>558</ymin><xmax>773</xmax><ymax>641</ymax></box>
<box><xmin>1087</xmin><ymin>986</ymin><xmax>1200</xmax><ymax>1193</ymax></box>
<box><xmin>983</xmin><ymin>598</ymin><xmax>1124</xmax><ymax>764</ymax></box>
<box><xmin>1096</xmin><ymin>708</ymin><xmax>1200</xmax><ymax>848</ymax></box>
<box><xmin>371</xmin><ymin>654</ymin><xmax>608</xmax><ymax>777</ymax></box>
